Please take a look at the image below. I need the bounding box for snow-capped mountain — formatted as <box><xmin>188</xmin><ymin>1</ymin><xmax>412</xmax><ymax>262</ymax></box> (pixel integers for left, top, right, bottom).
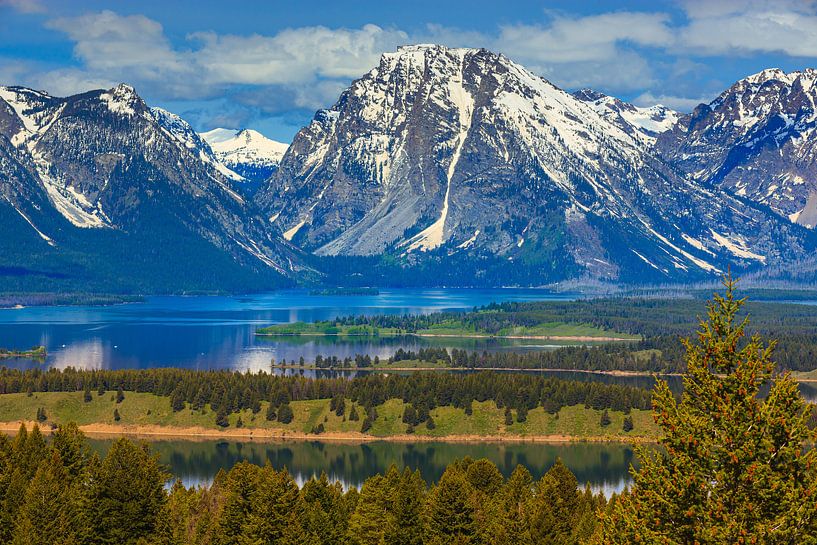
<box><xmin>257</xmin><ymin>45</ymin><xmax>812</xmax><ymax>283</ymax></box>
<box><xmin>573</xmin><ymin>89</ymin><xmax>679</xmax><ymax>142</ymax></box>
<box><xmin>0</xmin><ymin>84</ymin><xmax>301</xmax><ymax>292</ymax></box>
<box><xmin>4</xmin><ymin>51</ymin><xmax>817</xmax><ymax>289</ymax></box>
<box><xmin>201</xmin><ymin>128</ymin><xmax>288</xmax><ymax>185</ymax></box>
<box><xmin>657</xmin><ymin>68</ymin><xmax>817</xmax><ymax>228</ymax></box>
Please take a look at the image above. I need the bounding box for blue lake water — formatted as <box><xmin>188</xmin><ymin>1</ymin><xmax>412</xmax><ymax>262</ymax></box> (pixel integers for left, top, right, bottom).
<box><xmin>0</xmin><ymin>288</ymin><xmax>576</xmax><ymax>371</ymax></box>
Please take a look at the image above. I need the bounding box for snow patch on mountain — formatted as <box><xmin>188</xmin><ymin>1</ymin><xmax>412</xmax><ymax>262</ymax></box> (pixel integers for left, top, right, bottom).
<box><xmin>573</xmin><ymin>89</ymin><xmax>679</xmax><ymax>141</ymax></box>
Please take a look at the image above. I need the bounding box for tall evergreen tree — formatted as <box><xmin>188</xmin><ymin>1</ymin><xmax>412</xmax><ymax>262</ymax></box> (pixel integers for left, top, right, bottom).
<box><xmin>384</xmin><ymin>468</ymin><xmax>425</xmax><ymax>545</ymax></box>
<box><xmin>425</xmin><ymin>467</ymin><xmax>476</xmax><ymax>545</ymax></box>
<box><xmin>11</xmin><ymin>451</ymin><xmax>82</xmax><ymax>545</ymax></box>
<box><xmin>595</xmin><ymin>279</ymin><xmax>817</xmax><ymax>543</ymax></box>
<box><xmin>88</xmin><ymin>438</ymin><xmax>170</xmax><ymax>544</ymax></box>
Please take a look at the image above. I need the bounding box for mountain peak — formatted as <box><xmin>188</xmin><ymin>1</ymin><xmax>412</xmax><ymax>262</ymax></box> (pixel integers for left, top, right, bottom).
<box><xmin>99</xmin><ymin>83</ymin><xmax>143</xmax><ymax>117</ymax></box>
<box><xmin>200</xmin><ymin>127</ymin><xmax>288</xmax><ymax>185</ymax></box>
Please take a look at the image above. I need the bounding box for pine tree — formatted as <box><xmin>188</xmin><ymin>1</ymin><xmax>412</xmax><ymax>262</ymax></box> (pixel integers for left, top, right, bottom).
<box><xmin>488</xmin><ymin>465</ymin><xmax>534</xmax><ymax>545</ymax></box>
<box><xmin>530</xmin><ymin>459</ymin><xmax>581</xmax><ymax>545</ymax></box>
<box><xmin>384</xmin><ymin>468</ymin><xmax>425</xmax><ymax>545</ymax></box>
<box><xmin>113</xmin><ymin>408</ymin><xmax>121</xmax><ymax>422</ymax></box>
<box><xmin>84</xmin><ymin>386</ymin><xmax>92</xmax><ymax>403</ymax></box>
<box><xmin>595</xmin><ymin>278</ymin><xmax>817</xmax><ymax>543</ymax></box>
<box><xmin>622</xmin><ymin>415</ymin><xmax>633</xmax><ymax>432</ymax></box>
<box><xmin>425</xmin><ymin>467</ymin><xmax>476</xmax><ymax>545</ymax></box>
<box><xmin>599</xmin><ymin>409</ymin><xmax>611</xmax><ymax>427</ymax></box>
<box><xmin>504</xmin><ymin>407</ymin><xmax>513</xmax><ymax>426</ymax></box>
<box><xmin>170</xmin><ymin>388</ymin><xmax>185</xmax><ymax>412</ymax></box>
<box><xmin>301</xmin><ymin>472</ymin><xmax>349</xmax><ymax>545</ymax></box>
<box><xmin>115</xmin><ymin>387</ymin><xmax>125</xmax><ymax>404</ymax></box>
<box><xmin>11</xmin><ymin>452</ymin><xmax>82</xmax><ymax>545</ymax></box>
<box><xmin>51</xmin><ymin>422</ymin><xmax>90</xmax><ymax>481</ymax></box>
<box><xmin>88</xmin><ymin>438</ymin><xmax>170</xmax><ymax>544</ymax></box>
<box><xmin>246</xmin><ymin>465</ymin><xmax>305</xmax><ymax>544</ymax></box>
<box><xmin>348</xmin><ymin>474</ymin><xmax>390</xmax><ymax>545</ymax></box>
<box><xmin>277</xmin><ymin>403</ymin><xmax>294</xmax><ymax>424</ymax></box>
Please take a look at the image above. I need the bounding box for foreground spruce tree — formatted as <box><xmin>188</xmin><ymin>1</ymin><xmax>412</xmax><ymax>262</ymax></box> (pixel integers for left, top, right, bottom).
<box><xmin>595</xmin><ymin>278</ymin><xmax>817</xmax><ymax>543</ymax></box>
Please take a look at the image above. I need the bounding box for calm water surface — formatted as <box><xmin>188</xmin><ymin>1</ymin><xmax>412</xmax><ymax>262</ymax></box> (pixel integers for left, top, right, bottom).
<box><xmin>0</xmin><ymin>288</ymin><xmax>575</xmax><ymax>371</ymax></box>
<box><xmin>86</xmin><ymin>437</ymin><xmax>638</xmax><ymax>495</ymax></box>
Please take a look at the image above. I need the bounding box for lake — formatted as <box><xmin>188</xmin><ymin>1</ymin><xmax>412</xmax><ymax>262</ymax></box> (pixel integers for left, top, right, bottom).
<box><xmin>86</xmin><ymin>437</ymin><xmax>638</xmax><ymax>496</ymax></box>
<box><xmin>0</xmin><ymin>288</ymin><xmax>577</xmax><ymax>371</ymax></box>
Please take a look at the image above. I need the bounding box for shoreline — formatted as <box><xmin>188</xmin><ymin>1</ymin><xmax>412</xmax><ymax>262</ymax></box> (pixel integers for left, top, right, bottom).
<box><xmin>0</xmin><ymin>420</ymin><xmax>656</xmax><ymax>444</ymax></box>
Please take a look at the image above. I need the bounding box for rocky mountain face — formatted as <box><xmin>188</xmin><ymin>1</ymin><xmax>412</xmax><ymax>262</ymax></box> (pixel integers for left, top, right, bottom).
<box><xmin>200</xmin><ymin>128</ymin><xmax>288</xmax><ymax>187</ymax></box>
<box><xmin>0</xmin><ymin>84</ymin><xmax>302</xmax><ymax>292</ymax></box>
<box><xmin>256</xmin><ymin>45</ymin><xmax>813</xmax><ymax>283</ymax></box>
<box><xmin>656</xmin><ymin>68</ymin><xmax>817</xmax><ymax>228</ymax></box>
<box><xmin>3</xmin><ymin>49</ymin><xmax>817</xmax><ymax>290</ymax></box>
<box><xmin>573</xmin><ymin>89</ymin><xmax>679</xmax><ymax>142</ymax></box>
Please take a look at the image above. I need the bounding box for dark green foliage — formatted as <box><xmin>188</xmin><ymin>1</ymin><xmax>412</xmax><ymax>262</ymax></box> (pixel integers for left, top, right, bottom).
<box><xmin>0</xmin><ymin>366</ymin><xmax>651</xmax><ymax>429</ymax></box>
<box><xmin>596</xmin><ymin>280</ymin><xmax>817</xmax><ymax>543</ymax></box>
<box><xmin>349</xmin><ymin>404</ymin><xmax>359</xmax><ymax>421</ymax></box>
<box><xmin>0</xmin><ymin>423</ymin><xmax>604</xmax><ymax>545</ymax></box>
<box><xmin>277</xmin><ymin>403</ymin><xmax>294</xmax><ymax>424</ymax></box>
<box><xmin>505</xmin><ymin>407</ymin><xmax>513</xmax><ymax>426</ymax></box>
<box><xmin>36</xmin><ymin>407</ymin><xmax>46</xmax><ymax>422</ymax></box>
<box><xmin>89</xmin><ymin>438</ymin><xmax>169</xmax><ymax>544</ymax></box>
<box><xmin>517</xmin><ymin>405</ymin><xmax>528</xmax><ymax>423</ymax></box>
<box><xmin>265</xmin><ymin>403</ymin><xmax>276</xmax><ymax>421</ymax></box>
<box><xmin>170</xmin><ymin>388</ymin><xmax>185</xmax><ymax>412</ymax></box>
<box><xmin>215</xmin><ymin>409</ymin><xmax>228</xmax><ymax>428</ymax></box>
<box><xmin>84</xmin><ymin>387</ymin><xmax>92</xmax><ymax>403</ymax></box>
<box><xmin>311</xmin><ymin>423</ymin><xmax>325</xmax><ymax>435</ymax></box>
<box><xmin>599</xmin><ymin>409</ymin><xmax>611</xmax><ymax>427</ymax></box>
<box><xmin>622</xmin><ymin>415</ymin><xmax>633</xmax><ymax>432</ymax></box>
<box><xmin>113</xmin><ymin>409</ymin><xmax>120</xmax><ymax>422</ymax></box>
<box><xmin>115</xmin><ymin>387</ymin><xmax>124</xmax><ymax>404</ymax></box>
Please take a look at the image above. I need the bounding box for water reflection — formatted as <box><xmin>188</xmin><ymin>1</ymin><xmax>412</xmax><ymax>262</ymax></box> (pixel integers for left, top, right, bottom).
<box><xmin>86</xmin><ymin>437</ymin><xmax>638</xmax><ymax>495</ymax></box>
<box><xmin>0</xmin><ymin>288</ymin><xmax>574</xmax><ymax>371</ymax></box>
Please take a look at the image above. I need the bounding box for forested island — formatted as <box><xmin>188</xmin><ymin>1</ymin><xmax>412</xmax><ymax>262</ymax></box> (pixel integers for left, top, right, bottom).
<box><xmin>0</xmin><ymin>346</ymin><xmax>46</xmax><ymax>360</ymax></box>
<box><xmin>0</xmin><ymin>368</ymin><xmax>654</xmax><ymax>441</ymax></box>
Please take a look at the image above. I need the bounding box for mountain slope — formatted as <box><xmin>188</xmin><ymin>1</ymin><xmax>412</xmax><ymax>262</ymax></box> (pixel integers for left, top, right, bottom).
<box><xmin>257</xmin><ymin>45</ymin><xmax>813</xmax><ymax>284</ymax></box>
<box><xmin>0</xmin><ymin>84</ymin><xmax>302</xmax><ymax>292</ymax></box>
<box><xmin>573</xmin><ymin>89</ymin><xmax>679</xmax><ymax>142</ymax></box>
<box><xmin>201</xmin><ymin>128</ymin><xmax>288</xmax><ymax>187</ymax></box>
<box><xmin>656</xmin><ymin>68</ymin><xmax>817</xmax><ymax>228</ymax></box>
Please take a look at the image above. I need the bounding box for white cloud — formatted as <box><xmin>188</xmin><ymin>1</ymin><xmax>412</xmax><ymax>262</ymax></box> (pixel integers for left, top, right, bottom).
<box><xmin>495</xmin><ymin>12</ymin><xmax>674</xmax><ymax>64</ymax></box>
<box><xmin>633</xmin><ymin>91</ymin><xmax>715</xmax><ymax>112</ymax></box>
<box><xmin>0</xmin><ymin>0</ymin><xmax>45</xmax><ymax>14</ymax></box>
<box><xmin>678</xmin><ymin>0</ymin><xmax>817</xmax><ymax>57</ymax></box>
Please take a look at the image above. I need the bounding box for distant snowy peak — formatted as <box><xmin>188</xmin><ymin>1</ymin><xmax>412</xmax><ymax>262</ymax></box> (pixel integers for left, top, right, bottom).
<box><xmin>573</xmin><ymin>88</ymin><xmax>679</xmax><ymax>140</ymax></box>
<box><xmin>200</xmin><ymin>128</ymin><xmax>287</xmax><ymax>184</ymax></box>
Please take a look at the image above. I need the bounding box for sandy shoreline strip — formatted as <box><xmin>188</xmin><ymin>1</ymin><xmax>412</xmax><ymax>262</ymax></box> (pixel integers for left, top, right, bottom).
<box><xmin>0</xmin><ymin>420</ymin><xmax>655</xmax><ymax>444</ymax></box>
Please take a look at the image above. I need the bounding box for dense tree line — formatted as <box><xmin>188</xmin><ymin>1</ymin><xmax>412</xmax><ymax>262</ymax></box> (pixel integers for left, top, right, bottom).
<box><xmin>0</xmin><ymin>367</ymin><xmax>651</xmax><ymax>428</ymax></box>
<box><xmin>0</xmin><ymin>422</ymin><xmax>604</xmax><ymax>544</ymax></box>
<box><xmin>325</xmin><ymin>298</ymin><xmax>753</xmax><ymax>336</ymax></box>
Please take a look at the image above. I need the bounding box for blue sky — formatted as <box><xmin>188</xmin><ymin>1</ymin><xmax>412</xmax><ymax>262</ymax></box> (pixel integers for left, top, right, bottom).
<box><xmin>2</xmin><ymin>0</ymin><xmax>817</xmax><ymax>141</ymax></box>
